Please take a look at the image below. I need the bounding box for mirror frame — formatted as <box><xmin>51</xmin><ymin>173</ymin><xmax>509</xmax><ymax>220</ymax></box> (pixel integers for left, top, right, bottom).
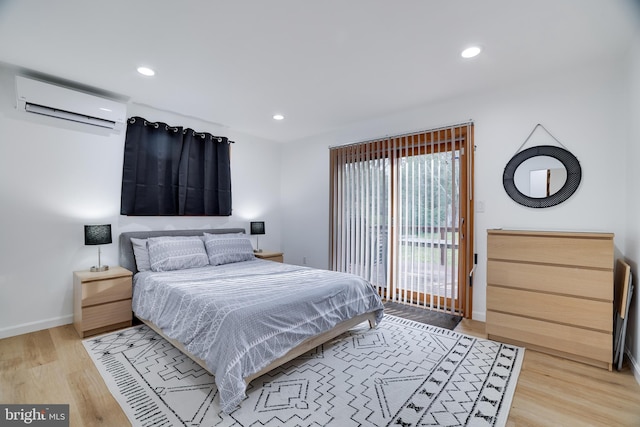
<box><xmin>503</xmin><ymin>145</ymin><xmax>581</xmax><ymax>208</ymax></box>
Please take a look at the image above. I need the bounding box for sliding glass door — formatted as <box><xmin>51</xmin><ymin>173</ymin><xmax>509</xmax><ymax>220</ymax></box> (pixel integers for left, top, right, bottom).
<box><xmin>330</xmin><ymin>123</ymin><xmax>474</xmax><ymax>317</ymax></box>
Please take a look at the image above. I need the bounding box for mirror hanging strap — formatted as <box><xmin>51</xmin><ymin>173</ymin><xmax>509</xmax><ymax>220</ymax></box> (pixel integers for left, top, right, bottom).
<box><xmin>514</xmin><ymin>123</ymin><xmax>569</xmax><ymax>156</ymax></box>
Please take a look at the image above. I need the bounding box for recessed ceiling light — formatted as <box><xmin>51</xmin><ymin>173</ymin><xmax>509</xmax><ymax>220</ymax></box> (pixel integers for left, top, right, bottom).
<box><xmin>137</xmin><ymin>66</ymin><xmax>155</xmax><ymax>76</ymax></box>
<box><xmin>461</xmin><ymin>46</ymin><xmax>482</xmax><ymax>59</ymax></box>
<box><xmin>273</xmin><ymin>114</ymin><xmax>284</xmax><ymax>121</ymax></box>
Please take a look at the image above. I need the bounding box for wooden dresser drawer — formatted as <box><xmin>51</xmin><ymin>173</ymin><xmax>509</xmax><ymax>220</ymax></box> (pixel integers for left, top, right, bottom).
<box><xmin>487</xmin><ymin>260</ymin><xmax>613</xmax><ymax>300</ymax></box>
<box><xmin>82</xmin><ymin>276</ymin><xmax>132</xmax><ymax>307</ymax></box>
<box><xmin>488</xmin><ymin>232</ymin><xmax>613</xmax><ymax>269</ymax></box>
<box><xmin>487</xmin><ymin>311</ymin><xmax>612</xmax><ymax>365</ymax></box>
<box><xmin>487</xmin><ymin>286</ymin><xmax>612</xmax><ymax>332</ymax></box>
<box><xmin>82</xmin><ymin>299</ymin><xmax>132</xmax><ymax>331</ymax></box>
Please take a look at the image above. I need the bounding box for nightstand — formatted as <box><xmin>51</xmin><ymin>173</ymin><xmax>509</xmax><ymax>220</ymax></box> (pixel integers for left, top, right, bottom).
<box><xmin>254</xmin><ymin>251</ymin><xmax>284</xmax><ymax>263</ymax></box>
<box><xmin>73</xmin><ymin>266</ymin><xmax>133</xmax><ymax>338</ymax></box>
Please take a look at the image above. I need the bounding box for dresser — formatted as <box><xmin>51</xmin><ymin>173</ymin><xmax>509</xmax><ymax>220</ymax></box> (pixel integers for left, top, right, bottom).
<box><xmin>486</xmin><ymin>229</ymin><xmax>614</xmax><ymax>370</ymax></box>
<box><xmin>73</xmin><ymin>266</ymin><xmax>133</xmax><ymax>338</ymax></box>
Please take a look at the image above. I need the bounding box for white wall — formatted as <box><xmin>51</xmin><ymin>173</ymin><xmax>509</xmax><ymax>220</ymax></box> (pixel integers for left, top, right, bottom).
<box><xmin>0</xmin><ymin>65</ymin><xmax>282</xmax><ymax>338</ymax></box>
<box><xmin>281</xmin><ymin>60</ymin><xmax>628</xmax><ymax>323</ymax></box>
<box><xmin>1</xmin><ymin>53</ymin><xmax>637</xmax><ymax>382</ymax></box>
<box><xmin>625</xmin><ymin>30</ymin><xmax>640</xmax><ymax>383</ymax></box>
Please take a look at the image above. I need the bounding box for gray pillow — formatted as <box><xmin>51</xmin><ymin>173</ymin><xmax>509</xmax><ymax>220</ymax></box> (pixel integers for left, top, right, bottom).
<box><xmin>147</xmin><ymin>236</ymin><xmax>209</xmax><ymax>272</ymax></box>
<box><xmin>130</xmin><ymin>237</ymin><xmax>151</xmax><ymax>272</ymax></box>
<box><xmin>203</xmin><ymin>233</ymin><xmax>255</xmax><ymax>266</ymax></box>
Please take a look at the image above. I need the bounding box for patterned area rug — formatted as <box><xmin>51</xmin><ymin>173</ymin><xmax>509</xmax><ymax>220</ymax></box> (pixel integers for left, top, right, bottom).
<box><xmin>83</xmin><ymin>315</ymin><xmax>523</xmax><ymax>427</ymax></box>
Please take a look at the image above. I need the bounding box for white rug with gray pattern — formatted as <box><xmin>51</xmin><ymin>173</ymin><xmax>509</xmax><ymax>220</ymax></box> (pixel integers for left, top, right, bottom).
<box><xmin>83</xmin><ymin>315</ymin><xmax>523</xmax><ymax>426</ymax></box>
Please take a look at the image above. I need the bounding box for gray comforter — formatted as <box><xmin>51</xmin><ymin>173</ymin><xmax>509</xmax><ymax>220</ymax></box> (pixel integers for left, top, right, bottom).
<box><xmin>132</xmin><ymin>259</ymin><xmax>384</xmax><ymax>413</ymax></box>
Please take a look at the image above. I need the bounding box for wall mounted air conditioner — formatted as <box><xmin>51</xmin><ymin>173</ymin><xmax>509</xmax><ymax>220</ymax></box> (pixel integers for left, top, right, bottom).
<box><xmin>15</xmin><ymin>76</ymin><xmax>126</xmax><ymax>132</ymax></box>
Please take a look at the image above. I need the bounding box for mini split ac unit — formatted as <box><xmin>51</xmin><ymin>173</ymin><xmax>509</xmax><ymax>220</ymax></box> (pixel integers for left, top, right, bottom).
<box><xmin>15</xmin><ymin>76</ymin><xmax>126</xmax><ymax>132</ymax></box>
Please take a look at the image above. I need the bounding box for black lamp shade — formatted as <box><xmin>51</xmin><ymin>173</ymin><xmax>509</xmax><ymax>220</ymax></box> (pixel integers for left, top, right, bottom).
<box><xmin>250</xmin><ymin>221</ymin><xmax>265</xmax><ymax>235</ymax></box>
<box><xmin>84</xmin><ymin>224</ymin><xmax>112</xmax><ymax>245</ymax></box>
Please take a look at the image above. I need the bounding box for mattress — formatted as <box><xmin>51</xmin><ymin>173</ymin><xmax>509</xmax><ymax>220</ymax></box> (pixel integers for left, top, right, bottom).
<box><xmin>132</xmin><ymin>258</ymin><xmax>384</xmax><ymax>413</ymax></box>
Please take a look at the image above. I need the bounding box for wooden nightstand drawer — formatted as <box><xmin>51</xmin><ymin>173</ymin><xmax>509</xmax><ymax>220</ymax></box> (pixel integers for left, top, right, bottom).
<box><xmin>82</xmin><ymin>300</ymin><xmax>132</xmax><ymax>331</ymax></box>
<box><xmin>82</xmin><ymin>276</ymin><xmax>132</xmax><ymax>307</ymax></box>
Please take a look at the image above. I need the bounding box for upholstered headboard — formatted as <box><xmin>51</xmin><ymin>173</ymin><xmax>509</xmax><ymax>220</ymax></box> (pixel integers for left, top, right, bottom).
<box><xmin>118</xmin><ymin>228</ymin><xmax>246</xmax><ymax>274</ymax></box>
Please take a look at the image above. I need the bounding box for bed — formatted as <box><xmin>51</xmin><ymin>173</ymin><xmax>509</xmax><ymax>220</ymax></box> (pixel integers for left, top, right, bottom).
<box><xmin>118</xmin><ymin>228</ymin><xmax>384</xmax><ymax>413</ymax></box>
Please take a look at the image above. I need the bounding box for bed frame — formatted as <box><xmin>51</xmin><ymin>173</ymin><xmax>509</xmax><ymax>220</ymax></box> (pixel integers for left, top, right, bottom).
<box><xmin>118</xmin><ymin>228</ymin><xmax>379</xmax><ymax>386</ymax></box>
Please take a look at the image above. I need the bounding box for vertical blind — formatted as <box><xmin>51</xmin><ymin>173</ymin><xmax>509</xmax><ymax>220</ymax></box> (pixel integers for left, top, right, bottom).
<box><xmin>329</xmin><ymin>123</ymin><xmax>474</xmax><ymax>316</ymax></box>
<box><xmin>330</xmin><ymin>137</ymin><xmax>390</xmax><ymax>288</ymax></box>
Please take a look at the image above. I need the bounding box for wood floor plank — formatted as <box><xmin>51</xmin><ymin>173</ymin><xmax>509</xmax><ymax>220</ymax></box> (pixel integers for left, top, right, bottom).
<box><xmin>0</xmin><ymin>320</ymin><xmax>639</xmax><ymax>426</ymax></box>
<box><xmin>67</xmin><ymin>369</ymin><xmax>130</xmax><ymax>426</ymax></box>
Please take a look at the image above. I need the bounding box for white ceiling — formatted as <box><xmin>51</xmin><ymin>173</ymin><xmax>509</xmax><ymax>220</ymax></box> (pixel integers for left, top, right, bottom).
<box><xmin>0</xmin><ymin>0</ymin><xmax>638</xmax><ymax>142</ymax></box>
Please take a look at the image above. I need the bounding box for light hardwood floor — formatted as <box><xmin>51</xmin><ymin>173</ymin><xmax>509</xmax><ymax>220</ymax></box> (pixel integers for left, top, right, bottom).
<box><xmin>1</xmin><ymin>321</ymin><xmax>639</xmax><ymax>426</ymax></box>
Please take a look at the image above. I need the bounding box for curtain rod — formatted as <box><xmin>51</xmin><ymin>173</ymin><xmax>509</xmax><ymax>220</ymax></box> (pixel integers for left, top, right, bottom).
<box><xmin>128</xmin><ymin>116</ymin><xmax>235</xmax><ymax>143</ymax></box>
<box><xmin>328</xmin><ymin>120</ymin><xmax>473</xmax><ymax>150</ymax></box>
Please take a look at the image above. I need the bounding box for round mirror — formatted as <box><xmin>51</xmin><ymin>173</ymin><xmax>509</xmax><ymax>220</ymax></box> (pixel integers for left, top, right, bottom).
<box><xmin>514</xmin><ymin>156</ymin><xmax>567</xmax><ymax>197</ymax></box>
<box><xmin>503</xmin><ymin>145</ymin><xmax>581</xmax><ymax>208</ymax></box>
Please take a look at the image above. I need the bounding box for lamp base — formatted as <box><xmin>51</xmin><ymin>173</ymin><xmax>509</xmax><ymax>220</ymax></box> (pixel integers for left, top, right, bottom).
<box><xmin>90</xmin><ymin>265</ymin><xmax>109</xmax><ymax>272</ymax></box>
<box><xmin>254</xmin><ymin>249</ymin><xmax>263</xmax><ymax>253</ymax></box>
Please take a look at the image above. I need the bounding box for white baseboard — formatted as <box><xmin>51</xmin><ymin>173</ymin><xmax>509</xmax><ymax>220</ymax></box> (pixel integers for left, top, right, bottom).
<box><xmin>472</xmin><ymin>310</ymin><xmax>486</xmax><ymax>322</ymax></box>
<box><xmin>0</xmin><ymin>314</ymin><xmax>73</xmax><ymax>339</ymax></box>
<box><xmin>626</xmin><ymin>348</ymin><xmax>640</xmax><ymax>387</ymax></box>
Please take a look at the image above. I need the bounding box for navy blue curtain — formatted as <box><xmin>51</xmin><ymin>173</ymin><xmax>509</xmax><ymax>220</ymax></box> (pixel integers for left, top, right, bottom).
<box><xmin>120</xmin><ymin>117</ymin><xmax>232</xmax><ymax>216</ymax></box>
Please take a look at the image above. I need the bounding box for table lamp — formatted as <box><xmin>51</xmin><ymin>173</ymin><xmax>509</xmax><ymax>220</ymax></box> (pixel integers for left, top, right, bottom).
<box><xmin>250</xmin><ymin>221</ymin><xmax>265</xmax><ymax>253</ymax></box>
<box><xmin>84</xmin><ymin>224</ymin><xmax>112</xmax><ymax>272</ymax></box>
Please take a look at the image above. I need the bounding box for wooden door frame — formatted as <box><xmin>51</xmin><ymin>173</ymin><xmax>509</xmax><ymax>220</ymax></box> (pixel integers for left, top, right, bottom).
<box><xmin>329</xmin><ymin>124</ymin><xmax>475</xmax><ymax>318</ymax></box>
